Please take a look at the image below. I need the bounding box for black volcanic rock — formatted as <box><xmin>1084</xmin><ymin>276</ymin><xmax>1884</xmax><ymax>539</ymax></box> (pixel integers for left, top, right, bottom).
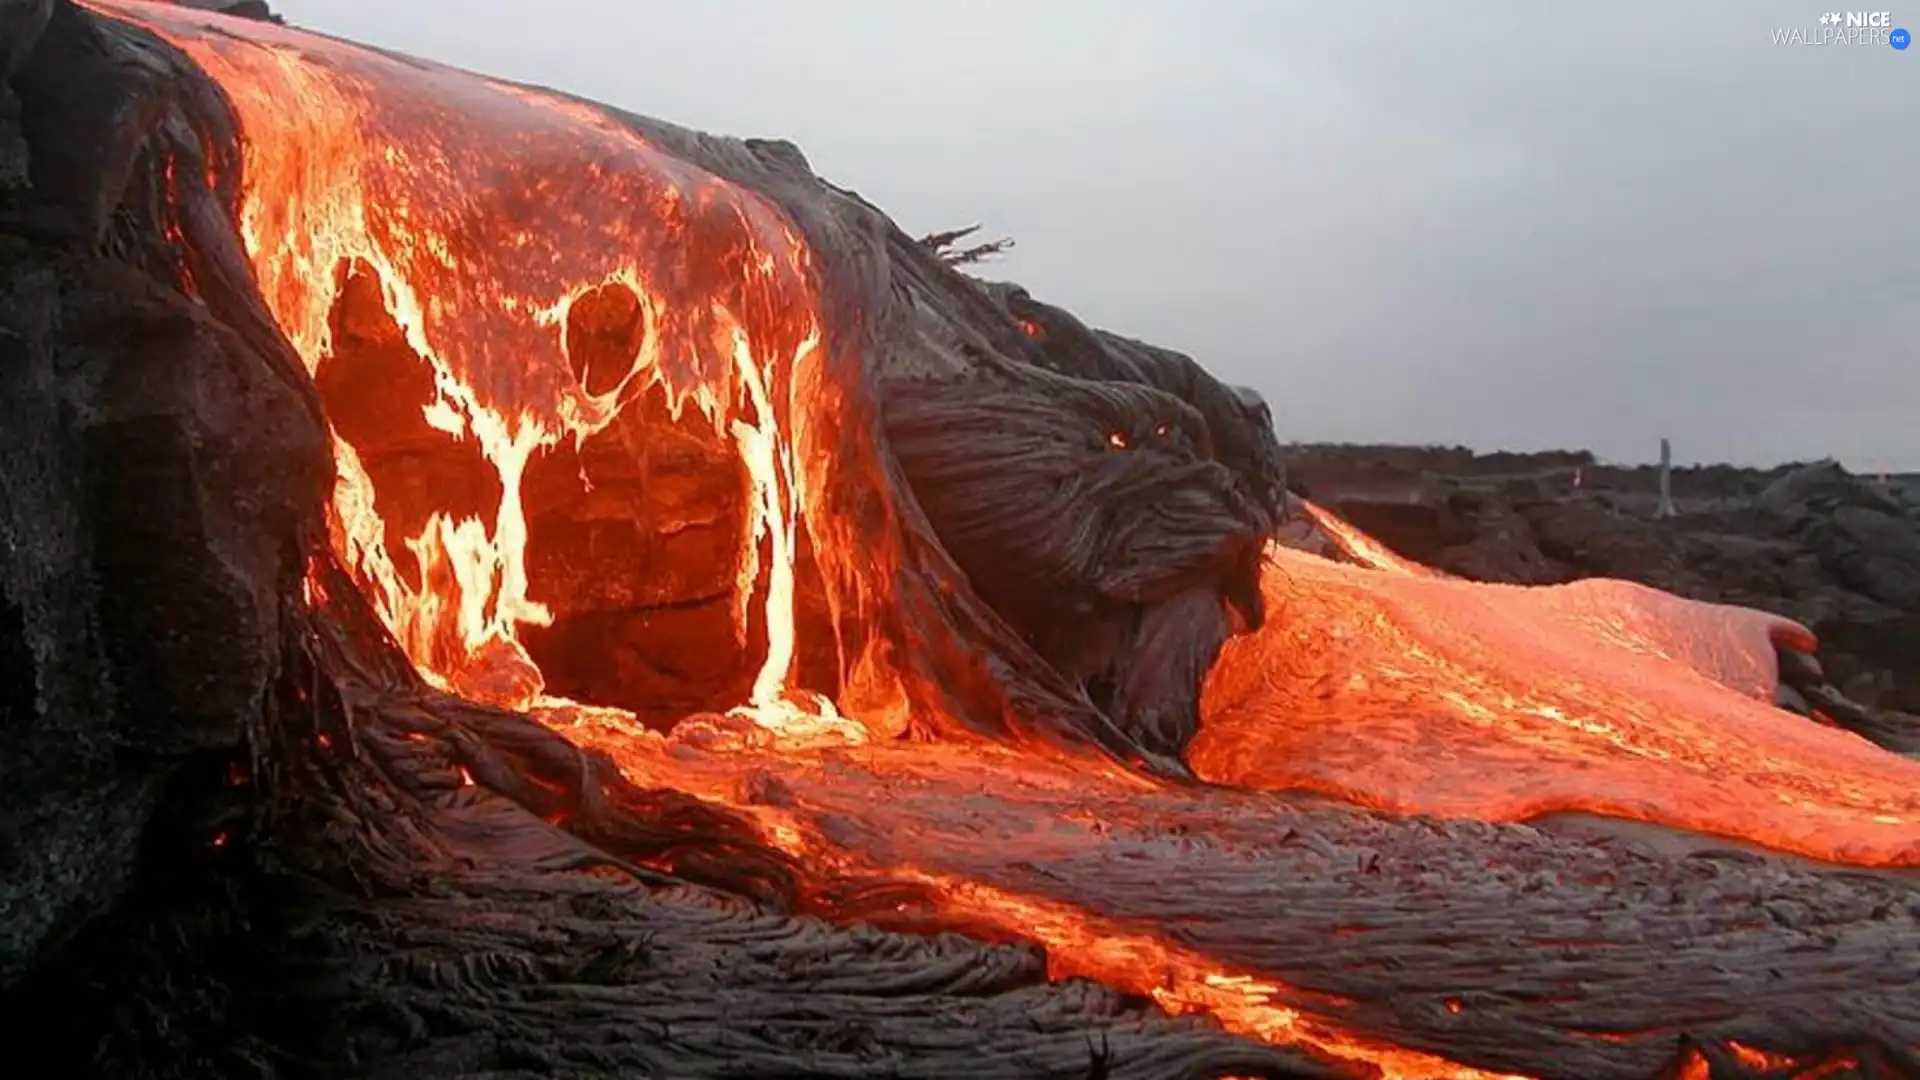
<box><xmin>0</xmin><ymin>0</ymin><xmax>51</xmax><ymax>187</ymax></box>
<box><xmin>0</xmin><ymin>242</ymin><xmax>327</xmax><ymax>984</ymax></box>
<box><xmin>0</xmin><ymin>0</ymin><xmax>327</xmax><ymax>1000</ymax></box>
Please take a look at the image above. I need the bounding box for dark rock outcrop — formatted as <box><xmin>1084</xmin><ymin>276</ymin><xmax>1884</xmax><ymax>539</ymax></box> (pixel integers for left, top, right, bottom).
<box><xmin>0</xmin><ymin>0</ymin><xmax>330</xmax><ymax>986</ymax></box>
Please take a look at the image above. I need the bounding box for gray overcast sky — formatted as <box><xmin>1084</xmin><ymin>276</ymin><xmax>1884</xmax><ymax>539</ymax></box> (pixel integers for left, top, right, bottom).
<box><xmin>277</xmin><ymin>0</ymin><xmax>1917</xmax><ymax>470</ymax></box>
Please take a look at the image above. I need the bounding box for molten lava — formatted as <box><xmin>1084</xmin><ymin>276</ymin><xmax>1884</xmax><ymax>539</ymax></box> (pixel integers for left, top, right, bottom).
<box><xmin>100</xmin><ymin>0</ymin><xmax>870</xmax><ymax>743</ymax></box>
<box><xmin>92</xmin><ymin>0</ymin><xmax>1920</xmax><ymax>1076</ymax></box>
<box><xmin>1197</xmin><ymin>528</ymin><xmax>1920</xmax><ymax>866</ymax></box>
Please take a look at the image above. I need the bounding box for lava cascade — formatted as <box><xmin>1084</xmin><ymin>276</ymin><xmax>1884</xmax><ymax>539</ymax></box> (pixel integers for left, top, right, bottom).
<box><xmin>99</xmin><ymin>0</ymin><xmax>886</xmax><ymax>746</ymax></box>
<box><xmin>90</xmin><ymin>1</ymin><xmax>1920</xmax><ymax>1076</ymax></box>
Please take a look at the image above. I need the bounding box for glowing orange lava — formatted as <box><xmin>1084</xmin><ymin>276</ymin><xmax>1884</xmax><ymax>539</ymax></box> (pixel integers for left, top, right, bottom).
<box><xmin>1301</xmin><ymin>498</ymin><xmax>1448</xmax><ymax>579</ymax></box>
<box><xmin>89</xmin><ymin>1</ymin><xmax>1920</xmax><ymax>1076</ymax></box>
<box><xmin>97</xmin><ymin>0</ymin><xmax>866</xmax><ymax>743</ymax></box>
<box><xmin>546</xmin><ymin>712</ymin><xmax>1529</xmax><ymax>1080</ymax></box>
<box><xmin>1197</xmin><ymin>540</ymin><xmax>1920</xmax><ymax>866</ymax></box>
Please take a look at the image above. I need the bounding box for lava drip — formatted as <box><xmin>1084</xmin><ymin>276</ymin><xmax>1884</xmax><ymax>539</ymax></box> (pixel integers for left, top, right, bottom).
<box><xmin>85</xmin><ymin>2</ymin><xmax>1920</xmax><ymax>1077</ymax></box>
<box><xmin>110</xmin><ymin>0</ymin><xmax>867</xmax><ymax>746</ymax></box>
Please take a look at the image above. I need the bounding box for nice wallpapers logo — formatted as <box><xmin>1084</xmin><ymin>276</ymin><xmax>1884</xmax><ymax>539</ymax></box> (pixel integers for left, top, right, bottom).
<box><xmin>1772</xmin><ymin>11</ymin><xmax>1911</xmax><ymax>46</ymax></box>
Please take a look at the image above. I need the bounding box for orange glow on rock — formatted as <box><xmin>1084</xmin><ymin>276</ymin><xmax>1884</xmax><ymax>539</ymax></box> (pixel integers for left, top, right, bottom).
<box><xmin>1727</xmin><ymin>1041</ymin><xmax>1801</xmax><ymax>1072</ymax></box>
<box><xmin>537</xmin><ymin>712</ymin><xmax>1528</xmax><ymax>1080</ymax></box>
<box><xmin>98</xmin><ymin>0</ymin><xmax>864</xmax><ymax>743</ymax></box>
<box><xmin>87</xmin><ymin>2</ymin><xmax>1920</xmax><ymax>1076</ymax></box>
<box><xmin>1196</xmin><ymin>543</ymin><xmax>1920</xmax><ymax>866</ymax></box>
<box><xmin>1300</xmin><ymin>499</ymin><xmax>1447</xmax><ymax>579</ymax></box>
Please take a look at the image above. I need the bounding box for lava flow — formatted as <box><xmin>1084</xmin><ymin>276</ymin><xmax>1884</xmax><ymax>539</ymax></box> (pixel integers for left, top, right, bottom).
<box><xmin>94</xmin><ymin>0</ymin><xmax>1920</xmax><ymax>1076</ymax></box>
<box><xmin>96</xmin><ymin>0</ymin><xmax>876</xmax><ymax>744</ymax></box>
<box><xmin>1196</xmin><ymin>534</ymin><xmax>1920</xmax><ymax>866</ymax></box>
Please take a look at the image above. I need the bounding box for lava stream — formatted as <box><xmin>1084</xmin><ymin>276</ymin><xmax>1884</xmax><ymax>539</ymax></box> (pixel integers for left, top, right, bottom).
<box><xmin>547</xmin><ymin>709</ymin><xmax>1529</xmax><ymax>1080</ymax></box>
<box><xmin>1196</xmin><ymin>544</ymin><xmax>1920</xmax><ymax>866</ymax></box>
<box><xmin>93</xmin><ymin>1</ymin><xmax>1920</xmax><ymax>1076</ymax></box>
